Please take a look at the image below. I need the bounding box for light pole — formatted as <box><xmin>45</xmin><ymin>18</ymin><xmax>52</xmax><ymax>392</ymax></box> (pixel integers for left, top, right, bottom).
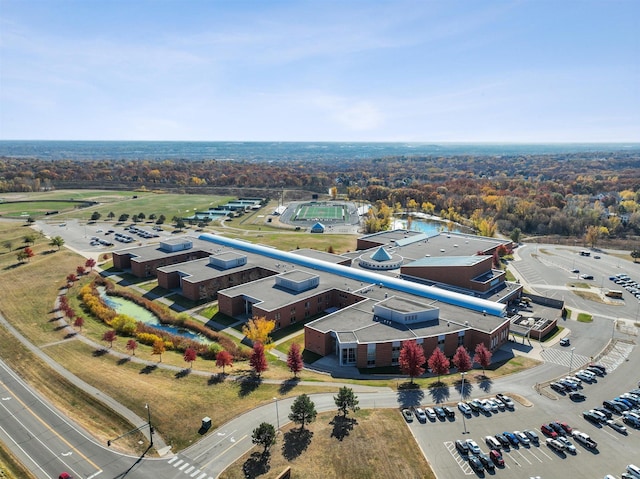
<box><xmin>569</xmin><ymin>347</ymin><xmax>575</xmax><ymax>372</ymax></box>
<box><xmin>145</xmin><ymin>403</ymin><xmax>153</xmax><ymax>447</ymax></box>
<box><xmin>460</xmin><ymin>372</ymin><xmax>468</xmax><ymax>434</ymax></box>
<box><xmin>273</xmin><ymin>397</ymin><xmax>280</xmax><ymax>432</ymax></box>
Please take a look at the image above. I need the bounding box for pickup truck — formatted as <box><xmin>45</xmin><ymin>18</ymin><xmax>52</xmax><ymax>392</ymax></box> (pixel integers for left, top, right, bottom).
<box><xmin>571</xmin><ymin>430</ymin><xmax>597</xmax><ymax>449</ymax></box>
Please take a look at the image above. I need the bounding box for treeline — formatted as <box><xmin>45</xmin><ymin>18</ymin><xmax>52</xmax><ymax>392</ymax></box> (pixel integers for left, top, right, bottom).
<box><xmin>1</xmin><ymin>151</ymin><xmax>639</xmax><ymax>238</ymax></box>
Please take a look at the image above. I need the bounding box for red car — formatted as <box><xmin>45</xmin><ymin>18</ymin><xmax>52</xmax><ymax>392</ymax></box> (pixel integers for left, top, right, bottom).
<box><xmin>541</xmin><ymin>424</ymin><xmax>558</xmax><ymax>438</ymax></box>
<box><xmin>489</xmin><ymin>449</ymin><xmax>505</xmax><ymax>466</ymax></box>
<box><xmin>59</xmin><ymin>474</ymin><xmax>72</xmax><ymax>479</ymax></box>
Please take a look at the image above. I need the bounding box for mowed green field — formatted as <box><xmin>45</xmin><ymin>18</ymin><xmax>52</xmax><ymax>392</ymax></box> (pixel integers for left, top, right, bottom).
<box><xmin>0</xmin><ymin>190</ymin><xmax>235</xmax><ymax>222</ymax></box>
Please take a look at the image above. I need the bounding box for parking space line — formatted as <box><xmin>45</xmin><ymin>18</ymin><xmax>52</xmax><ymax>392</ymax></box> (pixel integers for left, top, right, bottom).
<box><xmin>444</xmin><ymin>441</ymin><xmax>474</xmax><ymax>475</ymax></box>
<box><xmin>504</xmin><ymin>450</ymin><xmax>522</xmax><ymax>467</ymax></box>
<box><xmin>526</xmin><ymin>448</ymin><xmax>544</xmax><ymax>463</ymax></box>
<box><xmin>535</xmin><ymin>445</ymin><xmax>553</xmax><ymax>460</ymax></box>
<box><xmin>514</xmin><ymin>448</ymin><xmax>533</xmax><ymax>464</ymax></box>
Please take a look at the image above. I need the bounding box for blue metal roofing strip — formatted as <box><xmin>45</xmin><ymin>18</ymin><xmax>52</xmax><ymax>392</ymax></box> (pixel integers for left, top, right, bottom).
<box><xmin>198</xmin><ymin>233</ymin><xmax>506</xmax><ymax>317</ymax></box>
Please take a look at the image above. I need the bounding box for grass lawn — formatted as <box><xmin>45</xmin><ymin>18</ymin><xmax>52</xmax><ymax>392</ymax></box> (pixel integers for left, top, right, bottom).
<box><xmin>577</xmin><ymin>312</ymin><xmax>593</xmax><ymax>323</ymax></box>
<box><xmin>219</xmin><ymin>409</ymin><xmax>435</xmax><ymax>479</ymax></box>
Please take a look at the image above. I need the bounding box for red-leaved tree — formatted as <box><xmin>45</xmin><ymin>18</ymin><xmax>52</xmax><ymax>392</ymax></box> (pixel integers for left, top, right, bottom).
<box><xmin>398</xmin><ymin>340</ymin><xmax>426</xmax><ymax>383</ymax></box>
<box><xmin>66</xmin><ymin>273</ymin><xmax>77</xmax><ymax>284</ymax></box>
<box><xmin>452</xmin><ymin>346</ymin><xmax>472</xmax><ymax>373</ymax></box>
<box><xmin>287</xmin><ymin>343</ymin><xmax>303</xmax><ymax>378</ymax></box>
<box><xmin>428</xmin><ymin>348</ymin><xmax>450</xmax><ymax>383</ymax></box>
<box><xmin>473</xmin><ymin>342</ymin><xmax>492</xmax><ymax>375</ymax></box>
<box><xmin>126</xmin><ymin>339</ymin><xmax>138</xmax><ymax>356</ymax></box>
<box><xmin>73</xmin><ymin>316</ymin><xmax>84</xmax><ymax>331</ymax></box>
<box><xmin>85</xmin><ymin>258</ymin><xmax>96</xmax><ymax>270</ymax></box>
<box><xmin>76</xmin><ymin>265</ymin><xmax>85</xmax><ymax>277</ymax></box>
<box><xmin>216</xmin><ymin>350</ymin><xmax>233</xmax><ymax>374</ymax></box>
<box><xmin>249</xmin><ymin>341</ymin><xmax>268</xmax><ymax>377</ymax></box>
<box><xmin>102</xmin><ymin>330</ymin><xmax>117</xmax><ymax>349</ymax></box>
<box><xmin>184</xmin><ymin>347</ymin><xmax>197</xmax><ymax>369</ymax></box>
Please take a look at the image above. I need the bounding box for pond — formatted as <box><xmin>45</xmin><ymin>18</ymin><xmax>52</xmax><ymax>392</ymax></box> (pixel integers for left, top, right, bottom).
<box><xmin>393</xmin><ymin>215</ymin><xmax>468</xmax><ymax>235</ymax></box>
<box><xmin>98</xmin><ymin>288</ymin><xmax>211</xmax><ymax>343</ymax></box>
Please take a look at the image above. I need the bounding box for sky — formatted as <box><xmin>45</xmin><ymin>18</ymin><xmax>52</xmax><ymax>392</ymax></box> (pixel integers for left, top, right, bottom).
<box><xmin>0</xmin><ymin>0</ymin><xmax>639</xmax><ymax>142</ymax></box>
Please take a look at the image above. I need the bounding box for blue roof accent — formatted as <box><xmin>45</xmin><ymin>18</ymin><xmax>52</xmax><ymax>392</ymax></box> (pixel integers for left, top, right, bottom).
<box><xmin>406</xmin><ymin>256</ymin><xmax>486</xmax><ymax>267</ymax></box>
<box><xmin>311</xmin><ymin>222</ymin><xmax>325</xmax><ymax>229</ymax></box>
<box><xmin>199</xmin><ymin>233</ymin><xmax>506</xmax><ymax>317</ymax></box>
<box><xmin>371</xmin><ymin>246</ymin><xmax>393</xmax><ymax>262</ymax></box>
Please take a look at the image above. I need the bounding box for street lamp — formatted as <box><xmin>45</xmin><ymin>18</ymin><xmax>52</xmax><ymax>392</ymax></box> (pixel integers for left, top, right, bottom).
<box><xmin>145</xmin><ymin>403</ymin><xmax>153</xmax><ymax>447</ymax></box>
<box><xmin>273</xmin><ymin>397</ymin><xmax>280</xmax><ymax>431</ymax></box>
<box><xmin>569</xmin><ymin>347</ymin><xmax>576</xmax><ymax>372</ymax></box>
<box><xmin>460</xmin><ymin>372</ymin><xmax>468</xmax><ymax>435</ymax></box>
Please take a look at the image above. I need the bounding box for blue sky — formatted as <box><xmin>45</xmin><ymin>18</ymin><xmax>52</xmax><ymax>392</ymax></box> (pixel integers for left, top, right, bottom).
<box><xmin>1</xmin><ymin>0</ymin><xmax>638</xmax><ymax>142</ymax></box>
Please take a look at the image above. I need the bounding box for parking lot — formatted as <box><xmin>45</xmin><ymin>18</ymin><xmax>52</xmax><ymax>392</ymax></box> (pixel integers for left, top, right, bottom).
<box><xmin>406</xmin><ymin>363</ymin><xmax>640</xmax><ymax>479</ymax></box>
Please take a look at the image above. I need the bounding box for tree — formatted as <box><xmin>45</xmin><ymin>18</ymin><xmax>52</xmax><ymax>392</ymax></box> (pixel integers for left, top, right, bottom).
<box><xmin>510</xmin><ymin>227</ymin><xmax>521</xmax><ymax>244</ymax></box>
<box><xmin>216</xmin><ymin>350</ymin><xmax>233</xmax><ymax>374</ymax></box>
<box><xmin>183</xmin><ymin>347</ymin><xmax>197</xmax><ymax>369</ymax></box>
<box><xmin>66</xmin><ymin>273</ymin><xmax>77</xmax><ymax>284</ymax></box>
<box><xmin>24</xmin><ymin>247</ymin><xmax>34</xmax><ymax>260</ymax></box>
<box><xmin>252</xmin><ymin>422</ymin><xmax>276</xmax><ymax>456</ymax></box>
<box><xmin>452</xmin><ymin>346</ymin><xmax>472</xmax><ymax>373</ymax></box>
<box><xmin>3</xmin><ymin>240</ymin><xmax>13</xmax><ymax>252</ymax></box>
<box><xmin>175</xmin><ymin>218</ymin><xmax>185</xmax><ymax>230</ymax></box>
<box><xmin>85</xmin><ymin>258</ymin><xmax>96</xmax><ymax>270</ymax></box>
<box><xmin>118</xmin><ymin>213</ymin><xmax>129</xmax><ymax>222</ymax></box>
<box><xmin>23</xmin><ymin>234</ymin><xmax>37</xmax><ymax>246</ymax></box>
<box><xmin>288</xmin><ymin>394</ymin><xmax>317</xmax><ymax>430</ymax></box>
<box><xmin>107</xmin><ymin>211</ymin><xmax>115</xmax><ymax>220</ymax></box>
<box><xmin>287</xmin><ymin>343</ymin><xmax>303</xmax><ymax>377</ymax></box>
<box><xmin>473</xmin><ymin>343</ymin><xmax>492</xmax><ymax>374</ymax></box>
<box><xmin>50</xmin><ymin>236</ymin><xmax>65</xmax><ymax>250</ymax></box>
<box><xmin>631</xmin><ymin>249</ymin><xmax>640</xmax><ymax>263</ymax></box>
<box><xmin>427</xmin><ymin>348</ymin><xmax>450</xmax><ymax>382</ymax></box>
<box><xmin>334</xmin><ymin>386</ymin><xmax>360</xmax><ymax>417</ymax></box>
<box><xmin>250</xmin><ymin>342</ymin><xmax>268</xmax><ymax>376</ymax></box>
<box><xmin>90</xmin><ymin>211</ymin><xmax>102</xmax><ymax>221</ymax></box>
<box><xmin>242</xmin><ymin>316</ymin><xmax>276</xmax><ymax>349</ymax></box>
<box><xmin>73</xmin><ymin>316</ymin><xmax>84</xmax><ymax>331</ymax></box>
<box><xmin>126</xmin><ymin>339</ymin><xmax>138</xmax><ymax>356</ymax></box>
<box><xmin>102</xmin><ymin>330</ymin><xmax>117</xmax><ymax>349</ymax></box>
<box><xmin>152</xmin><ymin>339</ymin><xmax>166</xmax><ymax>362</ymax></box>
<box><xmin>16</xmin><ymin>250</ymin><xmax>28</xmax><ymax>263</ymax></box>
<box><xmin>76</xmin><ymin>265</ymin><xmax>85</xmax><ymax>276</ymax></box>
<box><xmin>398</xmin><ymin>340</ymin><xmax>426</xmax><ymax>383</ymax></box>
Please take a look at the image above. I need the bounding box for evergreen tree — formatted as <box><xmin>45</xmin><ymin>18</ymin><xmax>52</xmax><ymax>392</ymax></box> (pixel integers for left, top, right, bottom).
<box><xmin>288</xmin><ymin>394</ymin><xmax>317</xmax><ymax>430</ymax></box>
<box><xmin>334</xmin><ymin>386</ymin><xmax>360</xmax><ymax>417</ymax></box>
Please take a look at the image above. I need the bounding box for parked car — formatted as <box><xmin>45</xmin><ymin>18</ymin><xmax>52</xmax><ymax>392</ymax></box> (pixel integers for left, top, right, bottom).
<box><xmin>549</xmin><ymin>421</ymin><xmax>567</xmax><ymax>435</ymax></box>
<box><xmin>583</xmin><ymin>410</ymin><xmax>602</xmax><ymax>423</ymax></box>
<box><xmin>468</xmin><ymin>455</ymin><xmax>484</xmax><ymax>472</ymax></box>
<box><xmin>607</xmin><ymin>419</ymin><xmax>628</xmax><ymax>434</ymax></box>
<box><xmin>546</xmin><ymin>437</ymin><xmax>565</xmax><ymax>452</ymax></box>
<box><xmin>503</xmin><ymin>431</ymin><xmax>519</xmax><ymax>446</ymax></box>
<box><xmin>489</xmin><ymin>397</ymin><xmax>505</xmax><ymax>410</ymax></box>
<box><xmin>627</xmin><ymin>464</ymin><xmax>640</xmax><ymax>478</ymax></box>
<box><xmin>560</xmin><ymin>337</ymin><xmax>570</xmax><ymax>346</ymax></box>
<box><xmin>557</xmin><ymin>436</ymin><xmax>576</xmax><ymax>454</ymax></box>
<box><xmin>414</xmin><ymin>407</ymin><xmax>427</xmax><ymax>422</ymax></box>
<box><xmin>550</xmin><ymin>382</ymin><xmax>566</xmax><ymax>393</ymax></box>
<box><xmin>495</xmin><ymin>393</ymin><xmax>515</xmax><ymax>409</ymax></box>
<box><xmin>589</xmin><ymin>363</ymin><xmax>606</xmax><ymax>374</ymax></box>
<box><xmin>434</xmin><ymin>406</ymin><xmax>447</xmax><ymax>419</ymax></box>
<box><xmin>466</xmin><ymin>439</ymin><xmax>481</xmax><ymax>455</ymax></box>
<box><xmin>489</xmin><ymin>449</ymin><xmax>505</xmax><ymax>466</ymax></box>
<box><xmin>575</xmin><ymin>371</ymin><xmax>594</xmax><ymax>382</ymax></box>
<box><xmin>514</xmin><ymin>430</ymin><xmax>530</xmax><ymax>446</ymax></box>
<box><xmin>468</xmin><ymin>400</ymin><xmax>482</xmax><ymax>412</ymax></box>
<box><xmin>478</xmin><ymin>452</ymin><xmax>495</xmax><ymax>471</ymax></box>
<box><xmin>458</xmin><ymin>402</ymin><xmax>472</xmax><ymax>415</ymax></box>
<box><xmin>402</xmin><ymin>408</ymin><xmax>413</xmax><ymax>422</ymax></box>
<box><xmin>570</xmin><ymin>391</ymin><xmax>586</xmax><ymax>401</ymax></box>
<box><xmin>494</xmin><ymin>433</ymin><xmax>510</xmax><ymax>448</ymax></box>
<box><xmin>425</xmin><ymin>407</ymin><xmax>436</xmax><ymax>421</ymax></box>
<box><xmin>587</xmin><ymin>366</ymin><xmax>604</xmax><ymax>376</ymax></box>
<box><xmin>559</xmin><ymin>421</ymin><xmax>573</xmax><ymax>434</ymax></box>
<box><xmin>541</xmin><ymin>424</ymin><xmax>558</xmax><ymax>438</ymax></box>
<box><xmin>571</xmin><ymin>430</ymin><xmax>597</xmax><ymax>449</ymax></box>
<box><xmin>593</xmin><ymin>407</ymin><xmax>613</xmax><ymax>419</ymax></box>
<box><xmin>485</xmin><ymin>435</ymin><xmax>501</xmax><ymax>450</ymax></box>
<box><xmin>443</xmin><ymin>406</ymin><xmax>456</xmax><ymax>418</ymax></box>
<box><xmin>580</xmin><ymin>274</ymin><xmax>594</xmax><ymax>280</ymax></box>
<box><xmin>524</xmin><ymin>429</ymin><xmax>539</xmax><ymax>443</ymax></box>
<box><xmin>455</xmin><ymin>439</ymin><xmax>469</xmax><ymax>455</ymax></box>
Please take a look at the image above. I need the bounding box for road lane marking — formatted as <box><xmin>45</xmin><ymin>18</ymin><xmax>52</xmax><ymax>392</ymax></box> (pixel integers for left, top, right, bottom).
<box><xmin>204</xmin><ymin>434</ymin><xmax>248</xmax><ymax>468</ymax></box>
<box><xmin>192</xmin><ymin>428</ymin><xmax>238</xmax><ymax>461</ymax></box>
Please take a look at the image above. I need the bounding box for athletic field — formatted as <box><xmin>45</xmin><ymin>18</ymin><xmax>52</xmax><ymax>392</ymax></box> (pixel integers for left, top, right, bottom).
<box><xmin>292</xmin><ymin>202</ymin><xmax>348</xmax><ymax>221</ymax></box>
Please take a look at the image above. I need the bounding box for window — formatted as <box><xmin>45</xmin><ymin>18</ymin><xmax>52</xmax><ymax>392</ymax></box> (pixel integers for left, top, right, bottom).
<box><xmin>457</xmin><ymin>331</ymin><xmax>465</xmax><ymax>346</ymax></box>
<box><xmin>342</xmin><ymin>348</ymin><xmax>356</xmax><ymax>365</ymax></box>
<box><xmin>367</xmin><ymin>344</ymin><xmax>376</xmax><ymax>366</ymax></box>
<box><xmin>391</xmin><ymin>343</ymin><xmax>401</xmax><ymax>366</ymax></box>
<box><xmin>438</xmin><ymin>335</ymin><xmax>445</xmax><ymax>351</ymax></box>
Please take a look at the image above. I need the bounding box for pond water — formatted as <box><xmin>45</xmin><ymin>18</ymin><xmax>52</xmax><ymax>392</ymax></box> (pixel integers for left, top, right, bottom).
<box><xmin>393</xmin><ymin>216</ymin><xmax>467</xmax><ymax>235</ymax></box>
<box><xmin>98</xmin><ymin>288</ymin><xmax>210</xmax><ymax>343</ymax></box>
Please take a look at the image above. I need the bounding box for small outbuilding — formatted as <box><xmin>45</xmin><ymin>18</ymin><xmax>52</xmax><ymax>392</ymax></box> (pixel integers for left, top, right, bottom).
<box><xmin>310</xmin><ymin>222</ymin><xmax>325</xmax><ymax>233</ymax></box>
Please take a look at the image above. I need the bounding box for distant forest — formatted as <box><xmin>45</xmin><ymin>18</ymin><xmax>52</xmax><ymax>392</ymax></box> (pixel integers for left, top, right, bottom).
<box><xmin>1</xmin><ymin>151</ymin><xmax>639</xmax><ymax>241</ymax></box>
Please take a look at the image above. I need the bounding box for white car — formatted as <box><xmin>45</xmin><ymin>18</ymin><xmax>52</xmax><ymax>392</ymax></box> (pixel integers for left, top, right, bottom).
<box><xmin>466</xmin><ymin>439</ymin><xmax>481</xmax><ymax>455</ymax></box>
<box><xmin>490</xmin><ymin>397</ymin><xmax>506</xmax><ymax>410</ymax></box>
<box><xmin>414</xmin><ymin>407</ymin><xmax>427</xmax><ymax>422</ymax></box>
<box><xmin>514</xmin><ymin>430</ymin><xmax>530</xmax><ymax>446</ymax></box>
<box><xmin>424</xmin><ymin>407</ymin><xmax>436</xmax><ymax>421</ymax></box>
<box><xmin>557</xmin><ymin>436</ymin><xmax>576</xmax><ymax>454</ymax></box>
<box><xmin>458</xmin><ymin>402</ymin><xmax>472</xmax><ymax>415</ymax></box>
